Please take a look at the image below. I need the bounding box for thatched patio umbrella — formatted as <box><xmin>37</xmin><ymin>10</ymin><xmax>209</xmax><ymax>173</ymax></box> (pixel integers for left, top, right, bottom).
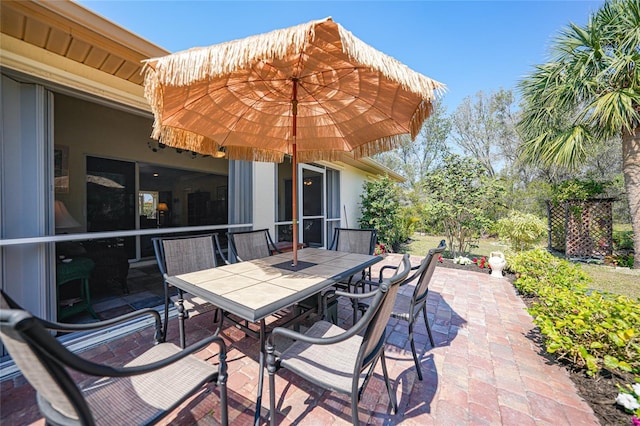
<box><xmin>143</xmin><ymin>17</ymin><xmax>445</xmax><ymax>266</ymax></box>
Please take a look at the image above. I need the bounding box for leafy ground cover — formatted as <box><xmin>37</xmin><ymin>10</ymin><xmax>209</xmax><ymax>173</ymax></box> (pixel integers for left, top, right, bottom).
<box><xmin>402</xmin><ymin>234</ymin><xmax>640</xmax><ymax>425</ymax></box>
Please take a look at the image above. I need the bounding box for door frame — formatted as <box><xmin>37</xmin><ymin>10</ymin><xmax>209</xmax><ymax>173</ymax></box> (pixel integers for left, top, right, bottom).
<box><xmin>299</xmin><ymin>164</ymin><xmax>327</xmax><ymax>248</ymax></box>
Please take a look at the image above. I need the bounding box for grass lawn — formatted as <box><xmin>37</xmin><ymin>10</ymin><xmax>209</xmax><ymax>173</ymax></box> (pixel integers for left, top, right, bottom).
<box><xmin>401</xmin><ymin>233</ymin><xmax>639</xmax><ymax>300</ymax></box>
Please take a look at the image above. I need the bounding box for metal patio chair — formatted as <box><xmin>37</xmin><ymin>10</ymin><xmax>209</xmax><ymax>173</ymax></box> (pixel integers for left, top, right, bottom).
<box><xmin>266</xmin><ymin>254</ymin><xmax>411</xmax><ymax>425</ymax></box>
<box><xmin>226</xmin><ymin>228</ymin><xmax>280</xmax><ymax>262</ymax></box>
<box><xmin>328</xmin><ymin>227</ymin><xmax>378</xmax><ymax>323</ymax></box>
<box><xmin>153</xmin><ymin>233</ymin><xmax>228</xmax><ymax>348</ymax></box>
<box><xmin>358</xmin><ymin>240</ymin><xmax>446</xmax><ymax>380</ymax></box>
<box><xmin>0</xmin><ymin>290</ymin><xmax>228</xmax><ymax>426</ymax></box>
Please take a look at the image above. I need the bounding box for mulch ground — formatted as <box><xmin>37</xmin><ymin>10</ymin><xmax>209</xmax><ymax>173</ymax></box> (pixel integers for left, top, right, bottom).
<box><xmin>436</xmin><ymin>258</ymin><xmax>635</xmax><ymax>426</ymax></box>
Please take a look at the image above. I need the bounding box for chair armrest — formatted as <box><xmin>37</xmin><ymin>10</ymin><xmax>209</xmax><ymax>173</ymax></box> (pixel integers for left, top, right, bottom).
<box><xmin>269</xmin><ymin>285</ymin><xmax>388</xmax><ymax>350</ymax></box>
<box><xmin>321</xmin><ymin>286</ymin><xmax>378</xmax><ymax>312</ymax></box>
<box><xmin>47</xmin><ymin>333</ymin><xmax>227</xmax><ymax>378</ymax></box>
<box><xmin>213</xmin><ymin>233</ymin><xmax>231</xmax><ymax>265</ymax></box>
<box><xmin>332</xmin><ymin>288</ymin><xmax>379</xmax><ymax>300</ymax></box>
<box><xmin>38</xmin><ymin>308</ymin><xmax>163</xmax><ymax>343</ymax></box>
<box><xmin>268</xmin><ymin>319</ymin><xmax>367</xmax><ymax>349</ymax></box>
<box><xmin>270</xmin><ymin>244</ymin><xmax>282</xmax><ymax>254</ymax></box>
<box><xmin>377</xmin><ymin>263</ymin><xmax>420</xmax><ymax>282</ymax></box>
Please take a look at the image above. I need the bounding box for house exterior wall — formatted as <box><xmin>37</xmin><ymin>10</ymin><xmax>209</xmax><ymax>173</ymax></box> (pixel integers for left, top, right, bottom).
<box><xmin>253</xmin><ymin>162</ymin><xmax>276</xmax><ymax>234</ymax></box>
<box><xmin>340</xmin><ymin>164</ymin><xmax>371</xmax><ymax>229</ymax></box>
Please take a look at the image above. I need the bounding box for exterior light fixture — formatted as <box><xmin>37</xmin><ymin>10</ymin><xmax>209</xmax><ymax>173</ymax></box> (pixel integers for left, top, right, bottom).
<box><xmin>213</xmin><ymin>146</ymin><xmax>226</xmax><ymax>158</ymax></box>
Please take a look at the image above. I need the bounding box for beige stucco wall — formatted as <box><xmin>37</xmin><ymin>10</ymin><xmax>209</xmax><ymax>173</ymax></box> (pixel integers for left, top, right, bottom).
<box><xmin>253</xmin><ymin>162</ymin><xmax>276</xmax><ymax>233</ymax></box>
<box><xmin>339</xmin><ymin>164</ymin><xmax>370</xmax><ymax>229</ymax></box>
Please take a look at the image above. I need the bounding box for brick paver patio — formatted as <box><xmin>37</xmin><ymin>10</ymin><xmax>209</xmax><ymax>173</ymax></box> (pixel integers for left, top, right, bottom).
<box><xmin>0</xmin><ymin>253</ymin><xmax>599</xmax><ymax>425</ymax></box>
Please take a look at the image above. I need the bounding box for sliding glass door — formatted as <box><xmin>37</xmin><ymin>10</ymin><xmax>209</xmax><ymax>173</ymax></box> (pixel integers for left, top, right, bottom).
<box><xmin>300</xmin><ymin>164</ymin><xmax>325</xmax><ymax>248</ymax></box>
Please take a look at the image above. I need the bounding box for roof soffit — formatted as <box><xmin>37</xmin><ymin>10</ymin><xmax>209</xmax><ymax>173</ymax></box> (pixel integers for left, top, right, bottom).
<box><xmin>1</xmin><ymin>0</ymin><xmax>168</xmax><ymax>86</ymax></box>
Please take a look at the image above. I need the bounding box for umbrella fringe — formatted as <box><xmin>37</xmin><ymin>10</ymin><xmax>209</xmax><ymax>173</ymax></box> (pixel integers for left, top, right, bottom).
<box><xmin>336</xmin><ymin>24</ymin><xmax>446</xmax><ymax>101</ymax></box>
<box><xmin>297</xmin><ymin>151</ymin><xmax>345</xmax><ymax>163</ymax></box>
<box><xmin>143</xmin><ymin>18</ymin><xmax>321</xmax><ymax>87</ymax></box>
<box><xmin>143</xmin><ymin>17</ymin><xmax>446</xmax><ymax>103</ymax></box>
<box><xmin>154</xmin><ymin>127</ymin><xmax>413</xmax><ymax>164</ymax></box>
<box><xmin>410</xmin><ymin>99</ymin><xmax>435</xmax><ymax>139</ymax></box>
<box><xmin>352</xmin><ymin>135</ymin><xmax>406</xmax><ymax>159</ymax></box>
<box><xmin>156</xmin><ymin>126</ymin><xmax>220</xmax><ymax>155</ymax></box>
<box><xmin>144</xmin><ymin>69</ymin><xmax>165</xmax><ymax>142</ymax></box>
<box><xmin>225</xmin><ymin>146</ymin><xmax>285</xmax><ymax>163</ymax></box>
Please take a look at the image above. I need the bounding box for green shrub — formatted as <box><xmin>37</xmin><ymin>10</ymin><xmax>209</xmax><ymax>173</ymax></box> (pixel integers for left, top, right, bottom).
<box><xmin>509</xmin><ymin>249</ymin><xmax>640</xmax><ymax>375</ymax></box>
<box><xmin>359</xmin><ymin>175</ymin><xmax>405</xmax><ymax>251</ymax></box>
<box><xmin>495</xmin><ymin>211</ymin><xmax>546</xmax><ymax>252</ymax></box>
<box><xmin>422</xmin><ymin>155</ymin><xmax>505</xmax><ymax>258</ymax></box>
<box><xmin>606</xmin><ymin>253</ymin><xmax>635</xmax><ymax>268</ymax></box>
<box><xmin>613</xmin><ymin>230</ymin><xmax>635</xmax><ymax>251</ymax></box>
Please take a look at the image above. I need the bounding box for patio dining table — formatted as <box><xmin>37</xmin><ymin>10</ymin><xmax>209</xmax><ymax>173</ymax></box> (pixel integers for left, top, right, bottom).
<box><xmin>165</xmin><ymin>247</ymin><xmax>382</xmax><ymax>424</ymax></box>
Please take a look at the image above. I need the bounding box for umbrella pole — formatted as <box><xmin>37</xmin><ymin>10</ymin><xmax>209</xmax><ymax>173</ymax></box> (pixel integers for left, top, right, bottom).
<box><xmin>292</xmin><ymin>143</ymin><xmax>298</xmax><ymax>266</ymax></box>
<box><xmin>291</xmin><ymin>79</ymin><xmax>299</xmax><ymax>266</ymax></box>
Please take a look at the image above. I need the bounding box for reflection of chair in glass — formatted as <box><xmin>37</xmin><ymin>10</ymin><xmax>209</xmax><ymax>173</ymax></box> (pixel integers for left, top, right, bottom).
<box><xmin>152</xmin><ymin>233</ymin><xmax>227</xmax><ymax>348</ymax></box>
<box><xmin>267</xmin><ymin>254</ymin><xmax>411</xmax><ymax>425</ymax></box>
<box><xmin>358</xmin><ymin>240</ymin><xmax>446</xmax><ymax>380</ymax></box>
<box><xmin>227</xmin><ymin>228</ymin><xmax>280</xmax><ymax>262</ymax></box>
<box><xmin>0</xmin><ymin>290</ymin><xmax>228</xmax><ymax>426</ymax></box>
<box><xmin>328</xmin><ymin>228</ymin><xmax>377</xmax><ymax>323</ymax></box>
<box><xmin>56</xmin><ymin>257</ymin><xmax>98</xmax><ymax>320</ymax></box>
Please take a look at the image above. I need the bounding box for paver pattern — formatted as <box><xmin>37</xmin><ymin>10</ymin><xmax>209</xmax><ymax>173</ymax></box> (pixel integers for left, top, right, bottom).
<box><xmin>0</xmin><ymin>254</ymin><xmax>599</xmax><ymax>425</ymax></box>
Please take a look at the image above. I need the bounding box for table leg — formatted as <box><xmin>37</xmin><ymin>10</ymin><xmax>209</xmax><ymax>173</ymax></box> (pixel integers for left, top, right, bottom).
<box><xmin>255</xmin><ymin>320</ymin><xmax>266</xmax><ymax>426</ymax></box>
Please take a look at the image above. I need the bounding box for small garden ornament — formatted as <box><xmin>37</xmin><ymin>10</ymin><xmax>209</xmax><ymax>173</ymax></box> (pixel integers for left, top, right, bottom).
<box><xmin>488</xmin><ymin>251</ymin><xmax>506</xmax><ymax>278</ymax></box>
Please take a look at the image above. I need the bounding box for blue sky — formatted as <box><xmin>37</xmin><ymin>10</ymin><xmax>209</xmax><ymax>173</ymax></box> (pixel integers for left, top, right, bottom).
<box><xmin>77</xmin><ymin>0</ymin><xmax>603</xmax><ymax>112</ymax></box>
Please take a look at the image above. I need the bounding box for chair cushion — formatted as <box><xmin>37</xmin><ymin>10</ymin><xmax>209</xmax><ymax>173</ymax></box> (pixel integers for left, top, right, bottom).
<box><xmin>279</xmin><ymin>320</ymin><xmax>366</xmax><ymax>394</ymax></box>
<box><xmin>83</xmin><ymin>343</ymin><xmax>218</xmax><ymax>424</ymax></box>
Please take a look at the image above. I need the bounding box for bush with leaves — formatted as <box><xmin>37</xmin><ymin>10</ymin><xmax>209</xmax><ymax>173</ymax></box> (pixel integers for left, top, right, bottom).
<box><xmin>550</xmin><ymin>179</ymin><xmax>610</xmax><ymax>205</ymax></box>
<box><xmin>509</xmin><ymin>249</ymin><xmax>640</xmax><ymax>376</ymax></box>
<box><xmin>358</xmin><ymin>175</ymin><xmax>406</xmax><ymax>251</ymax></box>
<box><xmin>495</xmin><ymin>210</ymin><xmax>546</xmax><ymax>252</ymax></box>
<box><xmin>422</xmin><ymin>154</ymin><xmax>505</xmax><ymax>258</ymax></box>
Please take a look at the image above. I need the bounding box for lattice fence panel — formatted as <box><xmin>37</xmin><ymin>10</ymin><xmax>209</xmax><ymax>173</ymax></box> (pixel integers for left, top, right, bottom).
<box><xmin>547</xmin><ymin>199</ymin><xmax>614</xmax><ymax>259</ymax></box>
<box><xmin>547</xmin><ymin>201</ymin><xmax>566</xmax><ymax>252</ymax></box>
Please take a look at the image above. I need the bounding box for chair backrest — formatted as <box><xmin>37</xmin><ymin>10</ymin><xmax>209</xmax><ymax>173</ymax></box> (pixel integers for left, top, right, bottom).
<box><xmin>329</xmin><ymin>228</ymin><xmax>377</xmax><ymax>255</ymax></box>
<box><xmin>153</xmin><ymin>233</ymin><xmax>221</xmax><ymax>277</ymax></box>
<box><xmin>227</xmin><ymin>229</ymin><xmax>276</xmax><ymax>262</ymax></box>
<box><xmin>358</xmin><ymin>254</ymin><xmax>411</xmax><ymax>364</ymax></box>
<box><xmin>408</xmin><ymin>240</ymin><xmax>447</xmax><ymax>306</ymax></box>
<box><xmin>0</xmin><ymin>291</ymin><xmax>93</xmax><ymax>424</ymax></box>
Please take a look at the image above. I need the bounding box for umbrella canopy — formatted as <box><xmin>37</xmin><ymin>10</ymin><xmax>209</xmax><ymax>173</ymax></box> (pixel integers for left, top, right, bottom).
<box><xmin>143</xmin><ymin>17</ymin><xmax>445</xmax><ymax>265</ymax></box>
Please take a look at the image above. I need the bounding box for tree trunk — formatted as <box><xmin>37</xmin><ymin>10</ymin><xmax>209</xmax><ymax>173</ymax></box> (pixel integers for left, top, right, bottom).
<box><xmin>621</xmin><ymin>127</ymin><xmax>640</xmax><ymax>269</ymax></box>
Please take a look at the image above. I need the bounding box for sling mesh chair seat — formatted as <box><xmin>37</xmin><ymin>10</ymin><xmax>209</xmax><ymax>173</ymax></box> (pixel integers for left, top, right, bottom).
<box><xmin>0</xmin><ymin>290</ymin><xmax>228</xmax><ymax>426</ymax></box>
<box><xmin>357</xmin><ymin>240</ymin><xmax>446</xmax><ymax>380</ymax></box>
<box><xmin>266</xmin><ymin>254</ymin><xmax>411</xmax><ymax>425</ymax></box>
<box><xmin>153</xmin><ymin>233</ymin><xmax>228</xmax><ymax>348</ymax></box>
<box><xmin>226</xmin><ymin>228</ymin><xmax>280</xmax><ymax>262</ymax></box>
<box><xmin>327</xmin><ymin>227</ymin><xmax>377</xmax><ymax>324</ymax></box>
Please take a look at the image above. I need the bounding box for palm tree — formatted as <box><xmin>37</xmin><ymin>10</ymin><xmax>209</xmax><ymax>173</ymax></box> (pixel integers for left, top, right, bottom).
<box><xmin>518</xmin><ymin>0</ymin><xmax>640</xmax><ymax>268</ymax></box>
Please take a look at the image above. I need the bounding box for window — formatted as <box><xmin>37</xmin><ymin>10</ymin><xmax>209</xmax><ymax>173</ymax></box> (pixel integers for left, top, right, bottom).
<box><xmin>139</xmin><ymin>191</ymin><xmax>159</xmax><ymax>218</ymax></box>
